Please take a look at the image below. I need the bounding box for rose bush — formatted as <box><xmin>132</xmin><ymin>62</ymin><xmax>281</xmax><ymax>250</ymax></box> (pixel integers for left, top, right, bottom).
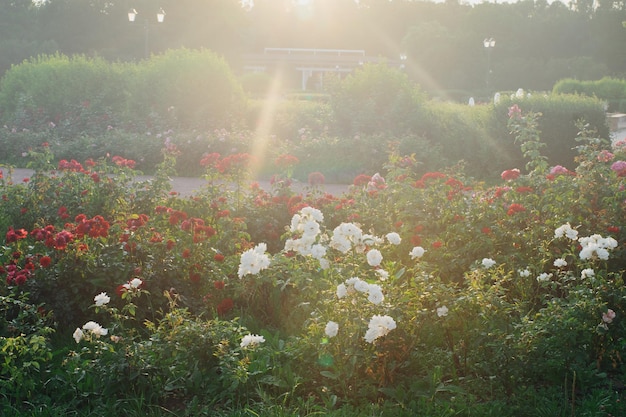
<box><xmin>0</xmin><ymin>107</ymin><xmax>625</xmax><ymax>415</ymax></box>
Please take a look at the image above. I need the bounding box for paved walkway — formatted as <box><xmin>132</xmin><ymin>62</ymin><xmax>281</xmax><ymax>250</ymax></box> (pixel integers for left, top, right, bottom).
<box><xmin>612</xmin><ymin>128</ymin><xmax>626</xmax><ymax>145</ymax></box>
<box><xmin>4</xmin><ymin>168</ymin><xmax>351</xmax><ymax>198</ymax></box>
<box><xmin>5</xmin><ymin>129</ymin><xmax>623</xmax><ymax>197</ymax></box>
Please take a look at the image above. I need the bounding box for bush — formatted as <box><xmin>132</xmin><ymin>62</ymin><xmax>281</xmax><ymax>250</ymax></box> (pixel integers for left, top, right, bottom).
<box><xmin>492</xmin><ymin>92</ymin><xmax>609</xmax><ymax>170</ymax></box>
<box><xmin>0</xmin><ymin>290</ymin><xmax>54</xmax><ymax>405</ymax></box>
<box><xmin>553</xmin><ymin>77</ymin><xmax>626</xmax><ymax>112</ymax></box>
<box><xmin>125</xmin><ymin>48</ymin><xmax>247</xmax><ymax>131</ymax></box>
<box><xmin>0</xmin><ymin>53</ymin><xmax>128</xmax><ymax>135</ymax></box>
<box><xmin>328</xmin><ymin>63</ymin><xmax>426</xmax><ymax>136</ymax></box>
<box><xmin>0</xmin><ymin>49</ymin><xmax>247</xmax><ymax>138</ymax></box>
<box><xmin>414</xmin><ymin>101</ymin><xmax>519</xmax><ymax>178</ymax></box>
<box><xmin>0</xmin><ymin>109</ymin><xmax>626</xmax><ymax>414</ymax></box>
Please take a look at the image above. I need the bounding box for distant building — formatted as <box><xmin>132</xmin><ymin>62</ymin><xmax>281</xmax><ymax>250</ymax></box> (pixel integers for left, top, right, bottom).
<box><xmin>240</xmin><ymin>48</ymin><xmax>396</xmax><ymax>91</ymax></box>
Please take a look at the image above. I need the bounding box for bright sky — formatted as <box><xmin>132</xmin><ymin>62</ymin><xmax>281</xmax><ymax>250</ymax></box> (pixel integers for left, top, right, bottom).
<box><xmin>240</xmin><ymin>0</ymin><xmax>571</xmax><ymax>9</ymax></box>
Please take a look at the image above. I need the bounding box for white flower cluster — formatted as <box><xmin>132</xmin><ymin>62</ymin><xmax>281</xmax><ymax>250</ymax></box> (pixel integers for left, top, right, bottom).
<box><xmin>364</xmin><ymin>315</ymin><xmax>396</xmax><ymax>344</ymax></box>
<box><xmin>581</xmin><ymin>268</ymin><xmax>595</xmax><ymax>279</ymax></box>
<box><xmin>436</xmin><ymin>306</ymin><xmax>449</xmax><ymax>317</ymax></box>
<box><xmin>73</xmin><ymin>321</ymin><xmax>108</xmax><ymax>343</ymax></box>
<box><xmin>240</xmin><ymin>333</ymin><xmax>265</xmax><ymax>348</ymax></box>
<box><xmin>239</xmin><ymin>334</ymin><xmax>265</xmax><ymax>348</ymax></box>
<box><xmin>554</xmin><ymin>223</ymin><xmax>618</xmax><ymax>261</ymax></box>
<box><xmin>285</xmin><ymin>207</ymin><xmax>328</xmax><ymax>268</ymax></box>
<box><xmin>536</xmin><ymin>272</ymin><xmax>553</xmax><ymax>282</ymax></box>
<box><xmin>481</xmin><ymin>258</ymin><xmax>496</xmax><ymax>269</ymax></box>
<box><xmin>578</xmin><ymin>234</ymin><xmax>618</xmax><ymax>261</ymax></box>
<box><xmin>385</xmin><ymin>232</ymin><xmax>402</xmax><ymax>245</ymax></box>
<box><xmin>337</xmin><ymin>277</ymin><xmax>385</xmax><ymax>305</ymax></box>
<box><xmin>409</xmin><ymin>246</ymin><xmax>425</xmax><ymax>260</ymax></box>
<box><xmin>554</xmin><ymin>223</ymin><xmax>579</xmax><ymax>241</ymax></box>
<box><xmin>238</xmin><ymin>243</ymin><xmax>271</xmax><ymax>278</ymax></box>
<box><xmin>325</xmin><ymin>321</ymin><xmax>339</xmax><ymax>338</ymax></box>
<box><xmin>330</xmin><ymin>222</ymin><xmax>380</xmax><ymax>254</ymax></box>
<box><xmin>122</xmin><ymin>278</ymin><xmax>143</xmax><ymax>292</ymax></box>
<box><xmin>94</xmin><ymin>292</ymin><xmax>110</xmax><ymax>307</ymax></box>
<box><xmin>286</xmin><ymin>208</ymin><xmax>407</xmax><ymax>277</ymax></box>
<box><xmin>366</xmin><ymin>249</ymin><xmax>383</xmax><ymax>267</ymax></box>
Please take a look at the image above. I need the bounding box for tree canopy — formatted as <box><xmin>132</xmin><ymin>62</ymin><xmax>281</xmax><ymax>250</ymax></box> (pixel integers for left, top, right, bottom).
<box><xmin>1</xmin><ymin>0</ymin><xmax>625</xmax><ymax>95</ymax></box>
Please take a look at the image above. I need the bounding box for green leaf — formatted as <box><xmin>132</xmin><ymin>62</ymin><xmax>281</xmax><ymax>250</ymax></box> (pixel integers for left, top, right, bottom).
<box><xmin>320</xmin><ymin>370</ymin><xmax>338</xmax><ymax>380</ymax></box>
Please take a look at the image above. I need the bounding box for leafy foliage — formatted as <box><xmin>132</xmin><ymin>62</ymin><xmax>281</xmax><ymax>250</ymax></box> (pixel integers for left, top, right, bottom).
<box><xmin>1</xmin><ymin>100</ymin><xmax>626</xmax><ymax>416</ymax></box>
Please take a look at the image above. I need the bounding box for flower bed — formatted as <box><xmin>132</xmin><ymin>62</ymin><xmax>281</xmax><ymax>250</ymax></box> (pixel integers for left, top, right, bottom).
<box><xmin>0</xmin><ymin>110</ymin><xmax>625</xmax><ymax>415</ymax></box>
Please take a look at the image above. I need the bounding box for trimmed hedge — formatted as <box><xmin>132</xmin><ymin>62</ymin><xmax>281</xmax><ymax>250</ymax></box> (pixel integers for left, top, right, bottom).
<box><xmin>328</xmin><ymin>63</ymin><xmax>426</xmax><ymax>136</ymax></box>
<box><xmin>553</xmin><ymin>77</ymin><xmax>626</xmax><ymax>112</ymax></box>
<box><xmin>492</xmin><ymin>93</ymin><xmax>609</xmax><ymax>171</ymax></box>
<box><xmin>0</xmin><ymin>53</ymin><xmax>127</xmax><ymax>135</ymax></box>
<box><xmin>124</xmin><ymin>48</ymin><xmax>247</xmax><ymax>131</ymax></box>
<box><xmin>0</xmin><ymin>49</ymin><xmax>246</xmax><ymax>135</ymax></box>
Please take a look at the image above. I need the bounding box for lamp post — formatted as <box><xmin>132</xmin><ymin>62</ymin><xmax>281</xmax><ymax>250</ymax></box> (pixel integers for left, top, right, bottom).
<box><xmin>483</xmin><ymin>38</ymin><xmax>495</xmax><ymax>91</ymax></box>
<box><xmin>128</xmin><ymin>8</ymin><xmax>165</xmax><ymax>59</ymax></box>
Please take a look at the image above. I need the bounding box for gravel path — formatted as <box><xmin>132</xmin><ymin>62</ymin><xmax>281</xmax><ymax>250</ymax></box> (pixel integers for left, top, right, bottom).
<box><xmin>4</xmin><ymin>168</ymin><xmax>351</xmax><ymax>198</ymax></box>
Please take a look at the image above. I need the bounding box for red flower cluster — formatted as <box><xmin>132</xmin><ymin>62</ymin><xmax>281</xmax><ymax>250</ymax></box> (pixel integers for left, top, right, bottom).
<box><xmin>112</xmin><ymin>155</ymin><xmax>136</xmax><ymax>169</ymax></box>
<box><xmin>217</xmin><ymin>298</ymin><xmax>234</xmax><ymax>316</ymax></box>
<box><xmin>413</xmin><ymin>171</ymin><xmax>447</xmax><ymax>188</ymax></box>
<box><xmin>4</xmin><ymin>263</ymin><xmax>32</xmax><ymax>285</ymax></box>
<box><xmin>1</xmin><ymin>238</ymin><xmax>55</xmax><ymax>286</ymax></box>
<box><xmin>31</xmin><ymin>225</ymin><xmax>55</xmax><ymax>244</ymax></box>
<box><xmin>508</xmin><ymin>104</ymin><xmax>522</xmax><ymax>119</ymax></box>
<box><xmin>200</xmin><ymin>152</ymin><xmax>221</xmax><ymax>167</ymax></box>
<box><xmin>181</xmin><ymin>217</ymin><xmax>216</xmax><ymax>243</ymax></box>
<box><xmin>58</xmin><ymin>206</ymin><xmax>70</xmax><ymax>220</ymax></box>
<box><xmin>189</xmin><ymin>264</ymin><xmax>202</xmax><ymax>283</ymax></box>
<box><xmin>515</xmin><ymin>186</ymin><xmax>534</xmax><ymax>193</ymax></box>
<box><xmin>216</xmin><ymin>153</ymin><xmax>254</xmax><ymax>174</ymax></box>
<box><xmin>6</xmin><ymin>227</ymin><xmax>28</xmax><ymax>243</ymax></box>
<box><xmin>58</xmin><ymin>159</ymin><xmax>85</xmax><ymax>172</ymax></box>
<box><xmin>308</xmin><ymin>171</ymin><xmax>325</xmax><ymax>186</ymax></box>
<box><xmin>507</xmin><ymin>203</ymin><xmax>526</xmax><ymax>216</ymax></box>
<box><xmin>501</xmin><ymin>168</ymin><xmax>521</xmax><ymax>181</ymax></box>
<box><xmin>73</xmin><ymin>214</ymin><xmax>110</xmax><ymax>239</ymax></box>
<box><xmin>52</xmin><ymin>230</ymin><xmax>74</xmax><ymax>250</ymax></box>
<box><xmin>275</xmin><ymin>154</ymin><xmax>300</xmax><ymax>168</ymax></box>
<box><xmin>353</xmin><ymin>174</ymin><xmax>371</xmax><ymax>186</ymax></box>
<box><xmin>126</xmin><ymin>214</ymin><xmax>150</xmax><ymax>230</ymax></box>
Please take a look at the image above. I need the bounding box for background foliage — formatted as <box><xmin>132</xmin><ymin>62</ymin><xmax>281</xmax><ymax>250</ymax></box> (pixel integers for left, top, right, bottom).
<box><xmin>0</xmin><ymin>53</ymin><xmax>611</xmax><ymax>181</ymax></box>
<box><xmin>0</xmin><ymin>0</ymin><xmax>626</xmax><ymax>97</ymax></box>
<box><xmin>0</xmin><ymin>107</ymin><xmax>625</xmax><ymax>416</ymax></box>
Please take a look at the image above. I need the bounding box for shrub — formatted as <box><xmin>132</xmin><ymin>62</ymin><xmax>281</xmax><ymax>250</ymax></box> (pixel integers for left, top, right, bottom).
<box><xmin>328</xmin><ymin>63</ymin><xmax>426</xmax><ymax>136</ymax></box>
<box><xmin>0</xmin><ymin>290</ymin><xmax>54</xmax><ymax>405</ymax></box>
<box><xmin>414</xmin><ymin>101</ymin><xmax>519</xmax><ymax>178</ymax></box>
<box><xmin>0</xmin><ymin>53</ymin><xmax>128</xmax><ymax>135</ymax></box>
<box><xmin>492</xmin><ymin>92</ymin><xmax>609</xmax><ymax>170</ymax></box>
<box><xmin>1</xmin><ymin>98</ymin><xmax>626</xmax><ymax>415</ymax></box>
<box><xmin>553</xmin><ymin>77</ymin><xmax>626</xmax><ymax>112</ymax></box>
<box><xmin>125</xmin><ymin>48</ymin><xmax>247</xmax><ymax>131</ymax></box>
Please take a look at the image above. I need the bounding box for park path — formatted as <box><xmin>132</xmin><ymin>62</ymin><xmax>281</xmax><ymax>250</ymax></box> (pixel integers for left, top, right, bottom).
<box><xmin>4</xmin><ymin>129</ymin><xmax>624</xmax><ymax>197</ymax></box>
<box><xmin>4</xmin><ymin>168</ymin><xmax>351</xmax><ymax>198</ymax></box>
<box><xmin>612</xmin><ymin>128</ymin><xmax>626</xmax><ymax>145</ymax></box>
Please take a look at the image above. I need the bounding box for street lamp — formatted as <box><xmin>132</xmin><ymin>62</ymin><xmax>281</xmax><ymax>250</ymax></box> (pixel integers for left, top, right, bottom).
<box><xmin>399</xmin><ymin>54</ymin><xmax>407</xmax><ymax>70</ymax></box>
<box><xmin>128</xmin><ymin>8</ymin><xmax>166</xmax><ymax>59</ymax></box>
<box><xmin>483</xmin><ymin>38</ymin><xmax>495</xmax><ymax>91</ymax></box>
